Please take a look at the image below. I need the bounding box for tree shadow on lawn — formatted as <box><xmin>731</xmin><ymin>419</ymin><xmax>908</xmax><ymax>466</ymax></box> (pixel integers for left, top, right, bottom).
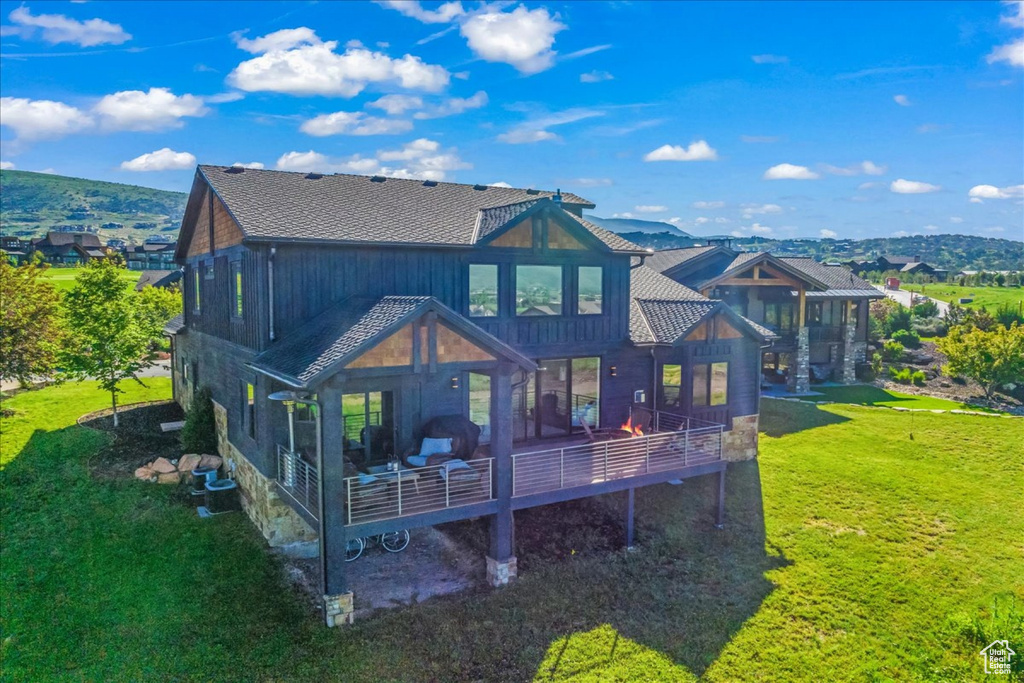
<box><xmin>760</xmin><ymin>397</ymin><xmax>851</xmax><ymax>438</ymax></box>
<box><xmin>434</xmin><ymin>460</ymin><xmax>789</xmax><ymax>680</ymax></box>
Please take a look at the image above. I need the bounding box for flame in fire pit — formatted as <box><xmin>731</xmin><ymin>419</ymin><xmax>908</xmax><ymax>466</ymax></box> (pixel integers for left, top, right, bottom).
<box><xmin>619</xmin><ymin>417</ymin><xmax>644</xmax><ymax>437</ymax></box>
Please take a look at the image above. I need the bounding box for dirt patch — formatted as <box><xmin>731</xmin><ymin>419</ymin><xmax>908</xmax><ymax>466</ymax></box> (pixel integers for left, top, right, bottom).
<box><xmin>80</xmin><ymin>401</ymin><xmax>186</xmax><ymax>480</ymax></box>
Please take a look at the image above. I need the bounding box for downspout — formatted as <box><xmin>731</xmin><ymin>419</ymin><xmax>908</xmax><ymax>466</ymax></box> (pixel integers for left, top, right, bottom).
<box><xmin>650</xmin><ymin>347</ymin><xmax>658</xmax><ymax>413</ymax></box>
<box><xmin>268</xmin><ymin>245</ymin><xmax>277</xmax><ymax>342</ymax></box>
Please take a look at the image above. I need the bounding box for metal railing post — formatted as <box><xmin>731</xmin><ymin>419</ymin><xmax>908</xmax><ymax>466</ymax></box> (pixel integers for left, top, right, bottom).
<box><xmin>684</xmin><ymin>428</ymin><xmax>690</xmax><ymax>467</ymax></box>
<box><xmin>512</xmin><ymin>456</ymin><xmax>517</xmax><ymax>497</ymax></box>
<box><xmin>445</xmin><ymin>465</ymin><xmax>451</xmax><ymax>507</ymax></box>
<box><xmin>603</xmin><ymin>441</ymin><xmax>609</xmax><ymax>482</ymax></box>
<box><xmin>559</xmin><ymin>449</ymin><xmax>564</xmax><ymax>489</ymax></box>
<box><xmin>645</xmin><ymin>436</ymin><xmax>650</xmax><ymax>473</ymax></box>
<box><xmin>488</xmin><ymin>460</ymin><xmax>493</xmax><ymax>499</ymax></box>
<box><xmin>346</xmin><ymin>478</ymin><xmax>352</xmax><ymax>525</ymax></box>
<box><xmin>397</xmin><ymin>468</ymin><xmax>403</xmax><ymax>516</ymax></box>
<box><xmin>718</xmin><ymin>426</ymin><xmax>724</xmax><ymax>461</ymax></box>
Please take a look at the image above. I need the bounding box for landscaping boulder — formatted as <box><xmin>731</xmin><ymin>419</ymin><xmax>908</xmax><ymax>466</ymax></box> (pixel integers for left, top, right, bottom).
<box><xmin>150</xmin><ymin>457</ymin><xmax>178</xmax><ymax>474</ymax></box>
<box><xmin>134</xmin><ymin>466</ymin><xmax>156</xmax><ymax>482</ymax></box>
<box><xmin>178</xmin><ymin>453</ymin><xmax>202</xmax><ymax>472</ymax></box>
<box><xmin>198</xmin><ymin>454</ymin><xmax>223</xmax><ymax>470</ymax></box>
<box><xmin>157</xmin><ymin>471</ymin><xmax>182</xmax><ymax>485</ymax></box>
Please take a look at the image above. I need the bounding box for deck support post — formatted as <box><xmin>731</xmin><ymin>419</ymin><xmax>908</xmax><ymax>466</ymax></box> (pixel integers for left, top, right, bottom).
<box><xmin>320</xmin><ymin>383</ymin><xmax>354</xmax><ymax>626</ymax></box>
<box><xmin>487</xmin><ymin>363</ymin><xmax>517</xmax><ymax>586</ymax></box>
<box><xmin>714</xmin><ymin>468</ymin><xmax>726</xmax><ymax>529</ymax></box>
<box><xmin>625</xmin><ymin>487</ymin><xmax>635</xmax><ymax>549</ymax></box>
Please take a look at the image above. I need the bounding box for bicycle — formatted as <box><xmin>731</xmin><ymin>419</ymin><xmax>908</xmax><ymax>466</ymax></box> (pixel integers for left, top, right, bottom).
<box><xmin>344</xmin><ymin>529</ymin><xmax>410</xmax><ymax>562</ymax></box>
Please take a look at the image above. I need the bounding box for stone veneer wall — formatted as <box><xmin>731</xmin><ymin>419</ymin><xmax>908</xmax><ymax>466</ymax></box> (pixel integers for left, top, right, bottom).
<box><xmin>787</xmin><ymin>327</ymin><xmax>811</xmax><ymax>394</ymax></box>
<box><xmin>212</xmin><ymin>401</ymin><xmax>317</xmax><ymax>547</ymax></box>
<box><xmin>721</xmin><ymin>414</ymin><xmax>759</xmax><ymax>461</ymax></box>
<box><xmin>841</xmin><ymin>323</ymin><xmax>859</xmax><ymax>384</ymax></box>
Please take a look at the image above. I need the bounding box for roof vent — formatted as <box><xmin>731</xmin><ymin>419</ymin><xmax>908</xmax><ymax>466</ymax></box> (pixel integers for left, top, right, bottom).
<box><xmin>525</xmin><ymin>188</ymin><xmax>540</xmax><ymax>195</ymax></box>
<box><xmin>473</xmin><ymin>184</ymin><xmax>487</xmax><ymax>191</ymax></box>
<box><xmin>305</xmin><ymin>172</ymin><xmax>323</xmax><ymax>180</ymax></box>
<box><xmin>422</xmin><ymin>180</ymin><xmax>438</xmax><ymax>187</ymax></box>
<box><xmin>225</xmin><ymin>166</ymin><xmax>245</xmax><ymax>174</ymax></box>
<box><xmin>370</xmin><ymin>175</ymin><xmax>387</xmax><ymax>183</ymax></box>
<box><xmin>553</xmin><ymin>188</ymin><xmax>563</xmax><ymax>205</ymax></box>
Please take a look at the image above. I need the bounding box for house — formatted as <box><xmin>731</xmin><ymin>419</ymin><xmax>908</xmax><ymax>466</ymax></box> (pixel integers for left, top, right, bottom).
<box><xmin>30</xmin><ymin>231</ymin><xmax>105</xmax><ymax>265</ymax></box>
<box><xmin>167</xmin><ymin>165</ymin><xmax>775</xmax><ymax>626</ymax></box>
<box><xmin>134</xmin><ymin>269</ymin><xmax>182</xmax><ymax>291</ymax></box>
<box><xmin>846</xmin><ymin>255</ymin><xmax>947</xmax><ymax>280</ymax></box>
<box><xmin>1</xmin><ymin>235</ymin><xmax>30</xmax><ymax>264</ymax></box>
<box><xmin>126</xmin><ymin>241</ymin><xmax>178</xmax><ymax>270</ymax></box>
<box><xmin>646</xmin><ymin>245</ymin><xmax>883</xmax><ymax>392</ymax></box>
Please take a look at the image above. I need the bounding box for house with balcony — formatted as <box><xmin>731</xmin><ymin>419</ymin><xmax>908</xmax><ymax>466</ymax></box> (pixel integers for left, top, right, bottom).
<box><xmin>647</xmin><ymin>244</ymin><xmax>883</xmax><ymax>392</ymax></box>
<box><xmin>127</xmin><ymin>241</ymin><xmax>178</xmax><ymax>270</ymax></box>
<box><xmin>167</xmin><ymin>165</ymin><xmax>775</xmax><ymax>626</ymax></box>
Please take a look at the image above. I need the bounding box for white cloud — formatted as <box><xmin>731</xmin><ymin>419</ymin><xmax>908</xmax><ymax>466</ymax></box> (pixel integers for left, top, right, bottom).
<box><xmin>228</xmin><ymin>28</ymin><xmax>450</xmax><ymax>97</ymax></box>
<box><xmin>232</xmin><ymin>161</ymin><xmax>264</xmax><ymax>169</ymax></box>
<box><xmin>967</xmin><ymin>184</ymin><xmax>1024</xmax><ymax>200</ymax></box>
<box><xmin>206</xmin><ymin>92</ymin><xmax>245</xmax><ymax>104</ymax></box>
<box><xmin>715</xmin><ymin>217</ymin><xmax>729</xmax><ymax>224</ymax></box>
<box><xmin>643</xmin><ymin>140</ymin><xmax>718</xmax><ymax>162</ymax></box>
<box><xmin>120</xmin><ymin>148</ymin><xmax>196</xmax><ymax>172</ymax></box>
<box><xmin>984</xmin><ymin>226</ymin><xmax>1005</xmax><ymax>233</ymax></box>
<box><xmin>275</xmin><ymin>138</ymin><xmax>470</xmax><ymax>181</ymax></box>
<box><xmin>580</xmin><ymin>70</ymin><xmax>613</xmax><ymax>83</ymax></box>
<box><xmin>949</xmin><ymin>216</ymin><xmax>964</xmax><ymax>224</ymax></box>
<box><xmin>488</xmin><ymin>181</ymin><xmax>512</xmax><ymax>188</ymax></box>
<box><xmin>924</xmin><ymin>224</ymin><xmax>939</xmax><ymax>231</ymax></box>
<box><xmin>858</xmin><ymin>181</ymin><xmax>881</xmax><ymax>190</ymax></box>
<box><xmin>460</xmin><ymin>5</ymin><xmax>565</xmax><ymax>74</ymax></box>
<box><xmin>763</xmin><ymin>163</ymin><xmax>819</xmax><ymax>180</ymax></box>
<box><xmin>634</xmin><ymin>205</ymin><xmax>668</xmax><ymax>213</ymax></box>
<box><xmin>413</xmin><ymin>90</ymin><xmax>488</xmax><ymax>119</ymax></box>
<box><xmin>497</xmin><ymin>129</ymin><xmax>557</xmax><ymax>144</ymax></box>
<box><xmin>751</xmin><ymin>54</ymin><xmax>788</xmax><ymax>64</ymax></box>
<box><xmin>890</xmin><ymin>178</ymin><xmax>941</xmax><ymax>194</ymax></box>
<box><xmin>376</xmin><ymin>0</ymin><xmax>465</xmax><ymax>23</ymax></box>
<box><xmin>0</xmin><ymin>161</ymin><xmax>14</xmax><ymax>170</ymax></box>
<box><xmin>750</xmin><ymin>223</ymin><xmax>773</xmax><ymax>235</ymax></box>
<box><xmin>893</xmin><ymin>230</ymin><xmax>910</xmax><ymax>238</ymax></box>
<box><xmin>667</xmin><ymin>217</ymin><xmax>683</xmax><ymax>225</ymax></box>
<box><xmin>570</xmin><ymin>177</ymin><xmax>612</xmax><ymax>187</ymax></box>
<box><xmin>497</xmin><ymin>107</ymin><xmax>602</xmax><ymax>144</ymax></box>
<box><xmin>692</xmin><ymin>200</ymin><xmax>725</xmax><ymax>209</ymax></box>
<box><xmin>894</xmin><ymin>94</ymin><xmax>911</xmax><ymax>106</ymax></box>
<box><xmin>5</xmin><ymin>6</ymin><xmax>130</xmax><ymax>46</ymax></box>
<box><xmin>611</xmin><ymin>212</ymin><xmax>634</xmax><ymax>219</ymax></box>
<box><xmin>823</xmin><ymin>160</ymin><xmax>888</xmax><ymax>176</ymax></box>
<box><xmin>300</xmin><ymin>110</ymin><xmax>413</xmax><ymax>136</ymax></box>
<box><xmin>94</xmin><ymin>88</ymin><xmax>208</xmax><ymax>132</ymax></box>
<box><xmin>741</xmin><ymin>203</ymin><xmax>783</xmax><ymax>218</ymax></box>
<box><xmin>988</xmin><ymin>3</ymin><xmax>1024</xmax><ymax>67</ymax></box>
<box><xmin>820</xmin><ymin>229</ymin><xmax>837</xmax><ymax>238</ymax></box>
<box><xmin>367</xmin><ymin>94</ymin><xmax>423</xmax><ymax>115</ymax></box>
<box><xmin>0</xmin><ymin>97</ymin><xmax>93</xmax><ymax>141</ymax></box>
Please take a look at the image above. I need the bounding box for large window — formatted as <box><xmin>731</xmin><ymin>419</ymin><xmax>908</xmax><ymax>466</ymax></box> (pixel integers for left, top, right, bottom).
<box><xmin>693</xmin><ymin>362</ymin><xmax>729</xmax><ymax>407</ymax></box>
<box><xmin>516</xmin><ymin>265</ymin><xmax>563</xmax><ymax>316</ymax></box>
<box><xmin>193</xmin><ymin>268</ymin><xmax>201</xmax><ymax>312</ymax></box>
<box><xmin>232</xmin><ymin>263</ymin><xmax>243</xmax><ymax>318</ymax></box>
<box><xmin>764</xmin><ymin>303</ymin><xmax>794</xmax><ymax>332</ymax></box>
<box><xmin>244</xmin><ymin>382</ymin><xmax>256</xmax><ymax>439</ymax></box>
<box><xmin>468</xmin><ymin>373</ymin><xmax>491</xmax><ymax>443</ymax></box>
<box><xmin>468</xmin><ymin>264</ymin><xmax>498</xmax><ymax>317</ymax></box>
<box><xmin>662</xmin><ymin>364</ymin><xmax>682</xmax><ymax>408</ymax></box>
<box><xmin>806</xmin><ymin>302</ymin><xmax>823</xmax><ymax>325</ymax></box>
<box><xmin>577</xmin><ymin>266</ymin><xmax>603</xmax><ymax>315</ymax></box>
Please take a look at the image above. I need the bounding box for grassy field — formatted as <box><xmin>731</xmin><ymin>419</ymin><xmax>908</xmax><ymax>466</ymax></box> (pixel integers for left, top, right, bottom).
<box><xmin>803</xmin><ymin>385</ymin><xmax>1000</xmax><ymax>412</ymax></box>
<box><xmin>39</xmin><ymin>266</ymin><xmax>142</xmax><ymax>292</ymax></box>
<box><xmin>1</xmin><ymin>382</ymin><xmax>1022</xmax><ymax>681</ymax></box>
<box><xmin>903</xmin><ymin>283</ymin><xmax>1024</xmax><ymax>311</ymax></box>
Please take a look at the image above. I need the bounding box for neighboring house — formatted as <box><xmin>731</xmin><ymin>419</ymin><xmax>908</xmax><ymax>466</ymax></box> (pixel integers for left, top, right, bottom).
<box><xmin>1</xmin><ymin>235</ymin><xmax>30</xmax><ymax>264</ymax></box>
<box><xmin>847</xmin><ymin>255</ymin><xmax>947</xmax><ymax>280</ymax></box>
<box><xmin>167</xmin><ymin>165</ymin><xmax>775</xmax><ymax>626</ymax></box>
<box><xmin>30</xmin><ymin>231</ymin><xmax>104</xmax><ymax>266</ymax></box>
<box><xmin>647</xmin><ymin>245</ymin><xmax>883</xmax><ymax>393</ymax></box>
<box><xmin>127</xmin><ymin>241</ymin><xmax>178</xmax><ymax>270</ymax></box>
<box><xmin>134</xmin><ymin>269</ymin><xmax>182</xmax><ymax>291</ymax></box>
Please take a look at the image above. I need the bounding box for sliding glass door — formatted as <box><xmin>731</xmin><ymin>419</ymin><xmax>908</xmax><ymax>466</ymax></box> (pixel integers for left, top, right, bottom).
<box><xmin>512</xmin><ymin>357</ymin><xmax>601</xmax><ymax>441</ymax></box>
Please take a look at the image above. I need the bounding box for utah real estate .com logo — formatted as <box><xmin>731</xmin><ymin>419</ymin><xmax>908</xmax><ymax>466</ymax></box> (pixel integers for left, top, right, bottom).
<box><xmin>980</xmin><ymin>640</ymin><xmax>1015</xmax><ymax>675</ymax></box>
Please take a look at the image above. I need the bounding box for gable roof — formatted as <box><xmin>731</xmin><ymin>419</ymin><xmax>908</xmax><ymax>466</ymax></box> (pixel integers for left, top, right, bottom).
<box><xmin>191</xmin><ymin>165</ymin><xmax>626</xmax><ymax>251</ymax></box>
<box><xmin>43</xmin><ymin>231</ymin><xmax>102</xmax><ymax>248</ymax></box>
<box><xmin>628</xmin><ymin>265</ymin><xmax>775</xmax><ymax>344</ymax></box>
<box><xmin>644</xmin><ymin>246</ymin><xmax>721</xmax><ymax>275</ymax></box>
<box><xmin>879</xmin><ymin>255</ymin><xmax>920</xmax><ymax>265</ymax></box>
<box><xmin>250</xmin><ymin>295</ymin><xmax>535</xmax><ymax>387</ymax></box>
<box><xmin>778</xmin><ymin>258</ymin><xmax>882</xmax><ymax>296</ymax></box>
<box><xmin>697</xmin><ymin>251</ymin><xmax>830</xmax><ymax>291</ymax></box>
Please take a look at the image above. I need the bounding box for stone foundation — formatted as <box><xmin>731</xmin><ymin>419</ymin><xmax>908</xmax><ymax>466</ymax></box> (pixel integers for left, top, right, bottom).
<box><xmin>324</xmin><ymin>592</ymin><xmax>354</xmax><ymax>627</ymax></box>
<box><xmin>788</xmin><ymin>327</ymin><xmax>810</xmax><ymax>394</ymax></box>
<box><xmin>212</xmin><ymin>401</ymin><xmax>317</xmax><ymax>547</ymax></box>
<box><xmin>722</xmin><ymin>414</ymin><xmax>759</xmax><ymax>461</ymax></box>
<box><xmin>841</xmin><ymin>324</ymin><xmax>859</xmax><ymax>384</ymax></box>
<box><xmin>486</xmin><ymin>556</ymin><xmax>518</xmax><ymax>586</ymax></box>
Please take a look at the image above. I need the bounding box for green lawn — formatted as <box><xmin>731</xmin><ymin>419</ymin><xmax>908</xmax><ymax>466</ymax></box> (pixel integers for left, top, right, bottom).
<box><xmin>904</xmin><ymin>283</ymin><xmax>1024</xmax><ymax>311</ymax></box>
<box><xmin>803</xmin><ymin>384</ymin><xmax>1000</xmax><ymax>412</ymax></box>
<box><xmin>39</xmin><ymin>266</ymin><xmax>142</xmax><ymax>292</ymax></box>
<box><xmin>1</xmin><ymin>382</ymin><xmax>1022</xmax><ymax>681</ymax></box>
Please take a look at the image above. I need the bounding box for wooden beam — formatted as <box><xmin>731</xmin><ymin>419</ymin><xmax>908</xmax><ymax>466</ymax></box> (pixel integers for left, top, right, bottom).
<box><xmin>798</xmin><ymin>288</ymin><xmax>806</xmax><ymax>327</ymax></box>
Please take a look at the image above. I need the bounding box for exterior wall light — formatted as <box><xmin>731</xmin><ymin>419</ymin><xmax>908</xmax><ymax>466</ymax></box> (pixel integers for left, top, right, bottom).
<box><xmin>609</xmin><ymin>366</ymin><xmax>617</xmax><ymax>377</ymax></box>
<box><xmin>451</xmin><ymin>376</ymin><xmax>460</xmax><ymax>389</ymax></box>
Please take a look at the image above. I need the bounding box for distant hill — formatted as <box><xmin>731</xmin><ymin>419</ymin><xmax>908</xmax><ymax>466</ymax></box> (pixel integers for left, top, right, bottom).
<box><xmin>616</xmin><ymin>231</ymin><xmax>1024</xmax><ymax>272</ymax></box>
<box><xmin>585</xmin><ymin>215</ymin><xmax>691</xmax><ymax>238</ymax></box>
<box><xmin>0</xmin><ymin>170</ymin><xmax>188</xmax><ymax>244</ymax></box>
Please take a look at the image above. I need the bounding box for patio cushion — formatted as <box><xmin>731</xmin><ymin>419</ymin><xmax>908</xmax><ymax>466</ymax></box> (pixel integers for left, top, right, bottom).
<box><xmin>420</xmin><ymin>437</ymin><xmax>453</xmax><ymax>457</ymax></box>
<box><xmin>357</xmin><ymin>473</ymin><xmax>380</xmax><ymax>485</ymax></box>
<box><xmin>438</xmin><ymin>459</ymin><xmax>481</xmax><ymax>483</ymax></box>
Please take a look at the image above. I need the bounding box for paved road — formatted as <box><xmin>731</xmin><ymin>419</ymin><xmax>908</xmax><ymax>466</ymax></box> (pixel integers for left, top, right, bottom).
<box><xmin>873</xmin><ymin>285</ymin><xmax>950</xmax><ymax>317</ymax></box>
<box><xmin>1</xmin><ymin>359</ymin><xmax>171</xmax><ymax>394</ymax></box>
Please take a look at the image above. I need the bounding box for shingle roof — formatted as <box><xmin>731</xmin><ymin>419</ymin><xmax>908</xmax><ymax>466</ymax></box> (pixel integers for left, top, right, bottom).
<box><xmin>644</xmin><ymin>246</ymin><xmax>718</xmax><ymax>274</ymax></box>
<box><xmin>568</xmin><ymin>214</ymin><xmax>649</xmax><ymax>254</ymax></box>
<box><xmin>630</xmin><ymin>264</ymin><xmax>708</xmax><ymax>301</ymax></box>
<box><xmin>163</xmin><ymin>314</ymin><xmax>184</xmax><ymax>335</ymax></box>
<box><xmin>634</xmin><ymin>299</ymin><xmax>718</xmax><ymax>344</ymax></box>
<box><xmin>726</xmin><ymin>252</ymin><xmax>762</xmax><ymax>270</ymax></box>
<box><xmin>779</xmin><ymin>258</ymin><xmax>879</xmax><ymax>293</ymax></box>
<box><xmin>198</xmin><ymin>165</ymin><xmax>632</xmax><ymax>250</ymax></box>
<box><xmin>44</xmin><ymin>232</ymin><xmax>102</xmax><ymax>248</ymax></box>
<box><xmin>880</xmin><ymin>255</ymin><xmax>920</xmax><ymax>265</ymax></box>
<box><xmin>476</xmin><ymin>200</ymin><xmax>540</xmax><ymax>240</ymax></box>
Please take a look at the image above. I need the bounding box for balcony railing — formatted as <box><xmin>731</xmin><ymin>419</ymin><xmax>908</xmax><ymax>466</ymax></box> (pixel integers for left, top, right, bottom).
<box><xmin>344</xmin><ymin>458</ymin><xmax>493</xmax><ymax>526</ymax></box>
<box><xmin>511</xmin><ymin>410</ymin><xmax>723</xmax><ymax>499</ymax></box>
<box><xmin>276</xmin><ymin>445</ymin><xmax>320</xmax><ymax>521</ymax></box>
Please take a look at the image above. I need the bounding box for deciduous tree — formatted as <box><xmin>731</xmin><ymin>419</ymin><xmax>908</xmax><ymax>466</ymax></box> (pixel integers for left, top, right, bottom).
<box><xmin>0</xmin><ymin>254</ymin><xmax>63</xmax><ymax>388</ymax></box>
<box><xmin>937</xmin><ymin>322</ymin><xmax>1024</xmax><ymax>400</ymax></box>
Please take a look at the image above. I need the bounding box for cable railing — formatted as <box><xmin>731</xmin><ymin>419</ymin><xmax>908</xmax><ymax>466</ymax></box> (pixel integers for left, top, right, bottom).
<box><xmin>344</xmin><ymin>458</ymin><xmax>494</xmax><ymax>526</ymax></box>
<box><xmin>511</xmin><ymin>409</ymin><xmax>723</xmax><ymax>498</ymax></box>
<box><xmin>276</xmin><ymin>444</ymin><xmax>320</xmax><ymax>521</ymax></box>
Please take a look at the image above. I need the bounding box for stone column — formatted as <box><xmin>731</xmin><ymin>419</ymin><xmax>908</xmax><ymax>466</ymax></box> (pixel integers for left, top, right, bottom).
<box><xmin>789</xmin><ymin>326</ymin><xmax>810</xmax><ymax>394</ymax></box>
<box><xmin>320</xmin><ymin>384</ymin><xmax>354</xmax><ymax>627</ymax></box>
<box><xmin>487</xmin><ymin>363</ymin><xmax>517</xmax><ymax>587</ymax></box>
<box><xmin>841</xmin><ymin>323</ymin><xmax>858</xmax><ymax>384</ymax></box>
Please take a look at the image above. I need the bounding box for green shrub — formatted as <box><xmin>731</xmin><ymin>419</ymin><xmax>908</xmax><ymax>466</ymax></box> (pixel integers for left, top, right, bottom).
<box><xmin>995</xmin><ymin>303</ymin><xmax>1024</xmax><ymax>328</ymax></box>
<box><xmin>882</xmin><ymin>340</ymin><xmax>905</xmax><ymax>361</ymax></box>
<box><xmin>911</xmin><ymin>370</ymin><xmax>927</xmax><ymax>386</ymax></box>
<box><xmin>912</xmin><ymin>300</ymin><xmax>939</xmax><ymax>318</ymax></box>
<box><xmin>889</xmin><ymin>367</ymin><xmax>912</xmax><ymax>384</ymax></box>
<box><xmin>181</xmin><ymin>386</ymin><xmax>218</xmax><ymax>453</ymax></box>
<box><xmin>912</xmin><ymin>316</ymin><xmax>948</xmax><ymax>338</ymax></box>
<box><xmin>892</xmin><ymin>329</ymin><xmax>921</xmax><ymax>349</ymax></box>
<box><xmin>871</xmin><ymin>353</ymin><xmax>883</xmax><ymax>377</ymax></box>
<box><xmin>884</xmin><ymin>307</ymin><xmax>913</xmax><ymax>336</ymax></box>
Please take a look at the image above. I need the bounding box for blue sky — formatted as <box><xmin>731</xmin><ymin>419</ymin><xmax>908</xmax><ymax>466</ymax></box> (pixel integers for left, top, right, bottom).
<box><xmin>1</xmin><ymin>0</ymin><xmax>1022</xmax><ymax>241</ymax></box>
